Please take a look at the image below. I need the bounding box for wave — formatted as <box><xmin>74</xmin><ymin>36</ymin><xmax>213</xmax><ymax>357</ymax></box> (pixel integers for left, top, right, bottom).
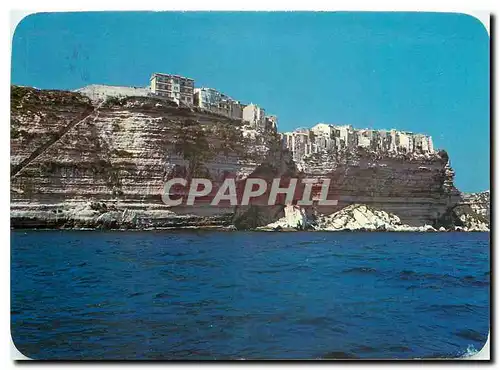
<box><xmin>127</xmin><ymin>292</ymin><xmax>145</xmax><ymax>298</ymax></box>
<box><xmin>461</xmin><ymin>276</ymin><xmax>489</xmax><ymax>287</ymax></box>
<box><xmin>343</xmin><ymin>267</ymin><xmax>377</xmax><ymax>274</ymax></box>
<box><xmin>400</xmin><ymin>270</ymin><xmax>416</xmax><ymax>276</ymax></box>
<box><xmin>420</xmin><ymin>303</ymin><xmax>483</xmax><ymax>314</ymax></box>
<box><xmin>397</xmin><ymin>270</ymin><xmax>489</xmax><ymax>287</ymax></box>
<box><xmin>460</xmin><ymin>344</ymin><xmax>480</xmax><ymax>358</ymax></box>
<box><xmin>454</xmin><ymin>329</ymin><xmax>488</xmax><ymax>343</ymax></box>
<box><xmin>399</xmin><ymin>271</ymin><xmax>456</xmax><ymax>281</ymax></box>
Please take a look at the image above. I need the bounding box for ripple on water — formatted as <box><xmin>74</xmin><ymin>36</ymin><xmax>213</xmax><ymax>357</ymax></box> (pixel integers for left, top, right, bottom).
<box><xmin>11</xmin><ymin>230</ymin><xmax>490</xmax><ymax>360</ymax></box>
<box><xmin>420</xmin><ymin>303</ymin><xmax>484</xmax><ymax>315</ymax></box>
<box><xmin>454</xmin><ymin>329</ymin><xmax>488</xmax><ymax>343</ymax></box>
<box><xmin>342</xmin><ymin>267</ymin><xmax>378</xmax><ymax>274</ymax></box>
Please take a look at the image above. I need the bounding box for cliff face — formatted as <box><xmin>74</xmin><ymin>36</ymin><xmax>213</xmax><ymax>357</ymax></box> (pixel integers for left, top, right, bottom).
<box><xmin>280</xmin><ymin>121</ymin><xmax>460</xmax><ymax>227</ymax></box>
<box><xmin>294</xmin><ymin>147</ymin><xmax>460</xmax><ymax>226</ymax></box>
<box><xmin>461</xmin><ymin>191</ymin><xmax>490</xmax><ymax>219</ymax></box>
<box><xmin>433</xmin><ymin>191</ymin><xmax>490</xmax><ymax>231</ymax></box>
<box><xmin>10</xmin><ymin>86</ymin><xmax>293</xmax><ymax>229</ymax></box>
<box><xmin>11</xmin><ymin>85</ymin><xmax>461</xmax><ymax>229</ymax></box>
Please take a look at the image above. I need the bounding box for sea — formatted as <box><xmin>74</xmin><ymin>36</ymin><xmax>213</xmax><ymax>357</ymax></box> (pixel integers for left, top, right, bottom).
<box><xmin>11</xmin><ymin>230</ymin><xmax>490</xmax><ymax>360</ymax></box>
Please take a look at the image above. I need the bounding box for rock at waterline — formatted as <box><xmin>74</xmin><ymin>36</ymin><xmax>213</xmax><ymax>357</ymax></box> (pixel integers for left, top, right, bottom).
<box><xmin>259</xmin><ymin>204</ymin><xmax>441</xmax><ymax>232</ymax></box>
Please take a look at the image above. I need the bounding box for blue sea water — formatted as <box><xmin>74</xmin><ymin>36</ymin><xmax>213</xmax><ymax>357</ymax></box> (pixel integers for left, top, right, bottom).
<box><xmin>11</xmin><ymin>231</ymin><xmax>489</xmax><ymax>360</ymax></box>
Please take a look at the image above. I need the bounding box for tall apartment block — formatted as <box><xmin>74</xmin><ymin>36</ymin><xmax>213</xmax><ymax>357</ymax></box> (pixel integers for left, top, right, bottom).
<box><xmin>150</xmin><ymin>73</ymin><xmax>194</xmax><ymax>105</ymax></box>
<box><xmin>242</xmin><ymin>103</ymin><xmax>266</xmax><ymax>130</ymax></box>
<box><xmin>193</xmin><ymin>87</ymin><xmax>244</xmax><ymax>120</ymax></box>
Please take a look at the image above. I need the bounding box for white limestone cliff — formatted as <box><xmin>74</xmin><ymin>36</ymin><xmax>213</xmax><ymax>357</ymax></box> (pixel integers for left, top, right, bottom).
<box><xmin>262</xmin><ymin>205</ymin><xmax>309</xmax><ymax>230</ymax></box>
<box><xmin>314</xmin><ymin>204</ymin><xmax>437</xmax><ymax>232</ymax></box>
<box><xmin>261</xmin><ymin>204</ymin><xmax>440</xmax><ymax>232</ymax></box>
<box><xmin>11</xmin><ymin>86</ymin><xmax>476</xmax><ymax>231</ymax></box>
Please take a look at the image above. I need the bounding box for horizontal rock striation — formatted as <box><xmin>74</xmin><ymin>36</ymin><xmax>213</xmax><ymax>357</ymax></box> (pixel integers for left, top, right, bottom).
<box><xmin>292</xmin><ymin>147</ymin><xmax>460</xmax><ymax>226</ymax></box>
<box><xmin>280</xmin><ymin>123</ymin><xmax>460</xmax><ymax>226</ymax></box>
<box><xmin>461</xmin><ymin>191</ymin><xmax>490</xmax><ymax>219</ymax></box>
<box><xmin>433</xmin><ymin>191</ymin><xmax>490</xmax><ymax>231</ymax></box>
<box><xmin>11</xmin><ymin>86</ymin><xmax>94</xmax><ymax>176</ymax></box>
<box><xmin>11</xmin><ymin>85</ymin><xmax>465</xmax><ymax>229</ymax></box>
<box><xmin>10</xmin><ymin>86</ymin><xmax>293</xmax><ymax>229</ymax></box>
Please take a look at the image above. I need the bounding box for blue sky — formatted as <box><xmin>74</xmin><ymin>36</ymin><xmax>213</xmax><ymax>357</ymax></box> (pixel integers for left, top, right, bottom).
<box><xmin>11</xmin><ymin>12</ymin><xmax>489</xmax><ymax>192</ymax></box>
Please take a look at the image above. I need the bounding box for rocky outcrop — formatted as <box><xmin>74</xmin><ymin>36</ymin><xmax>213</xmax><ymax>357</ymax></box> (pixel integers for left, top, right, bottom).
<box><xmin>280</xmin><ymin>121</ymin><xmax>460</xmax><ymax>227</ymax></box>
<box><xmin>10</xmin><ymin>85</ymin><xmax>292</xmax><ymax>229</ymax></box>
<box><xmin>452</xmin><ymin>207</ymin><xmax>489</xmax><ymax>232</ymax></box>
<box><xmin>434</xmin><ymin>205</ymin><xmax>490</xmax><ymax>232</ymax></box>
<box><xmin>260</xmin><ymin>205</ymin><xmax>311</xmax><ymax>231</ymax></box>
<box><xmin>461</xmin><ymin>191</ymin><xmax>490</xmax><ymax>219</ymax></box>
<box><xmin>11</xmin><ymin>85</ymin><xmax>467</xmax><ymax>230</ymax></box>
<box><xmin>260</xmin><ymin>204</ymin><xmax>439</xmax><ymax>232</ymax></box>
<box><xmin>294</xmin><ymin>147</ymin><xmax>460</xmax><ymax>227</ymax></box>
<box><xmin>432</xmin><ymin>191</ymin><xmax>490</xmax><ymax>232</ymax></box>
<box><xmin>315</xmin><ymin>204</ymin><xmax>441</xmax><ymax>232</ymax></box>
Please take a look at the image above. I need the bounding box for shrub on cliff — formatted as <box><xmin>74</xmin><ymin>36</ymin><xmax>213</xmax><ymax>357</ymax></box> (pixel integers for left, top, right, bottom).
<box><xmin>11</xmin><ymin>85</ymin><xmax>93</xmax><ymax>114</ymax></box>
<box><xmin>104</xmin><ymin>96</ymin><xmax>123</xmax><ymax>107</ymax></box>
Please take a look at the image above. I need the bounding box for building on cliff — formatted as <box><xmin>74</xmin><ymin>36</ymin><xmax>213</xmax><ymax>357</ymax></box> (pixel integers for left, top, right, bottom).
<box><xmin>282</xmin><ymin>123</ymin><xmax>436</xmax><ymax>162</ymax></box>
<box><xmin>193</xmin><ymin>87</ymin><xmax>244</xmax><ymax>120</ymax></box>
<box><xmin>226</xmin><ymin>100</ymin><xmax>245</xmax><ymax>121</ymax></box>
<box><xmin>413</xmin><ymin>133</ymin><xmax>434</xmax><ymax>153</ymax></box>
<box><xmin>150</xmin><ymin>73</ymin><xmax>195</xmax><ymax>105</ymax></box>
<box><xmin>242</xmin><ymin>103</ymin><xmax>266</xmax><ymax>130</ymax></box>
<box><xmin>265</xmin><ymin>115</ymin><xmax>278</xmax><ymax>132</ymax></box>
<box><xmin>74</xmin><ymin>85</ymin><xmax>151</xmax><ymax>103</ymax></box>
<box><xmin>10</xmin><ymin>85</ymin><xmax>460</xmax><ymax>229</ymax></box>
<box><xmin>281</xmin><ymin>129</ymin><xmax>312</xmax><ymax>161</ymax></box>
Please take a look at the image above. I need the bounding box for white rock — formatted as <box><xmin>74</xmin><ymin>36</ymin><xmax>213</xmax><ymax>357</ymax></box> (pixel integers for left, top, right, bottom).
<box><xmin>316</xmin><ymin>204</ymin><xmax>407</xmax><ymax>231</ymax></box>
<box><xmin>260</xmin><ymin>205</ymin><xmax>309</xmax><ymax>230</ymax></box>
<box><xmin>260</xmin><ymin>203</ymin><xmax>486</xmax><ymax>232</ymax></box>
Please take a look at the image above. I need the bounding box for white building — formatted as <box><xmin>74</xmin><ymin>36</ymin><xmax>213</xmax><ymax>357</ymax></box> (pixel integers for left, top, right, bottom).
<box><xmin>150</xmin><ymin>73</ymin><xmax>194</xmax><ymax>105</ymax></box>
<box><xmin>337</xmin><ymin>125</ymin><xmax>356</xmax><ymax>148</ymax></box>
<box><xmin>226</xmin><ymin>100</ymin><xmax>244</xmax><ymax>120</ymax></box>
<box><xmin>281</xmin><ymin>123</ymin><xmax>435</xmax><ymax>162</ymax></box>
<box><xmin>310</xmin><ymin>123</ymin><xmax>333</xmax><ymax>136</ymax></box>
<box><xmin>74</xmin><ymin>84</ymin><xmax>150</xmax><ymax>104</ymax></box>
<box><xmin>291</xmin><ymin>130</ymin><xmax>311</xmax><ymax>161</ymax></box>
<box><xmin>193</xmin><ymin>87</ymin><xmax>244</xmax><ymax>120</ymax></box>
<box><xmin>243</xmin><ymin>103</ymin><xmax>266</xmax><ymax>130</ymax></box>
<box><xmin>427</xmin><ymin>136</ymin><xmax>434</xmax><ymax>153</ymax></box>
<box><xmin>413</xmin><ymin>134</ymin><xmax>434</xmax><ymax>153</ymax></box>
<box><xmin>357</xmin><ymin>129</ymin><xmax>372</xmax><ymax>148</ymax></box>
<box><xmin>377</xmin><ymin>130</ymin><xmax>391</xmax><ymax>151</ymax></box>
<box><xmin>398</xmin><ymin>132</ymin><xmax>414</xmax><ymax>153</ymax></box>
<box><xmin>281</xmin><ymin>129</ymin><xmax>313</xmax><ymax>161</ymax></box>
<box><xmin>390</xmin><ymin>129</ymin><xmax>399</xmax><ymax>152</ymax></box>
<box><xmin>194</xmin><ymin>87</ymin><xmax>225</xmax><ymax>110</ymax></box>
